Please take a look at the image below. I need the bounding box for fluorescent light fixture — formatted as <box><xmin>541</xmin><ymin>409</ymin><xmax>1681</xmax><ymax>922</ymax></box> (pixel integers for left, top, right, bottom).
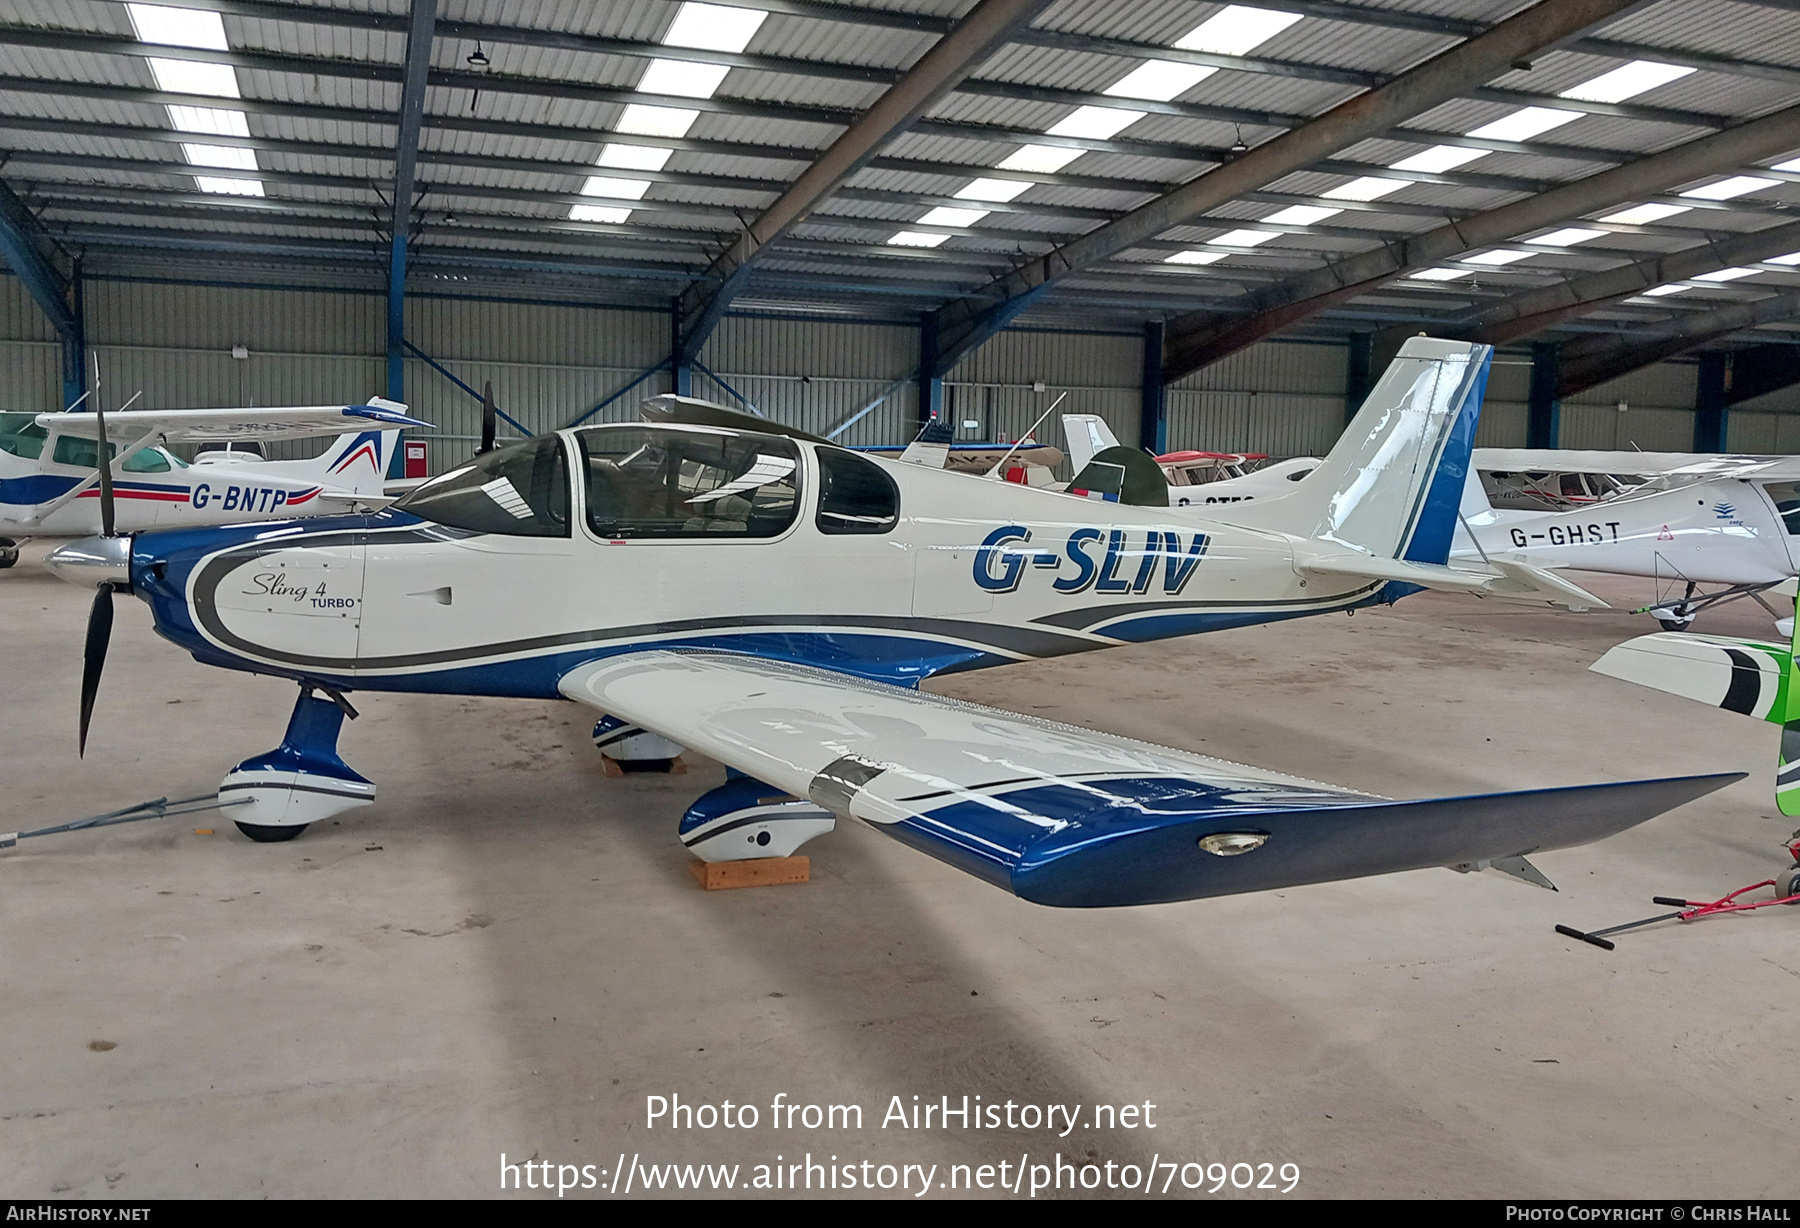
<box><xmin>580</xmin><ymin>176</ymin><xmax>651</xmax><ymax>200</ymax></box>
<box><xmin>1046</xmin><ymin>106</ymin><xmax>1144</xmax><ymax>141</ymax></box>
<box><xmin>167</xmin><ymin>105</ymin><xmax>248</xmax><ymax>137</ymax></box>
<box><xmin>182</xmin><ymin>143</ymin><xmax>257</xmax><ymax>170</ymax></box>
<box><xmin>1600</xmin><ymin>202</ymin><xmax>1689</xmax><ymax>225</ymax></box>
<box><xmin>1211</xmin><ymin>229</ymin><xmax>1277</xmax><ymax>247</ymax></box>
<box><xmin>1408</xmin><ymin>268</ymin><xmax>1471</xmax><ymax>281</ymax></box>
<box><xmin>1560</xmin><ymin>61</ymin><xmax>1695</xmax><ymax>104</ymax></box>
<box><xmin>998</xmin><ymin>145</ymin><xmax>1083</xmax><ymax>174</ymax></box>
<box><xmin>637</xmin><ymin>58</ymin><xmax>730</xmax><ymax>99</ymax></box>
<box><xmin>888</xmin><ymin>231</ymin><xmax>948</xmax><ymax>248</ymax></box>
<box><xmin>1465</xmin><ymin>249</ymin><xmax>1534</xmax><ymax>266</ymax></box>
<box><xmin>1681</xmin><ymin>175</ymin><xmax>1778</xmax><ymax>201</ymax></box>
<box><xmin>569</xmin><ymin>204</ymin><xmax>632</xmax><ymax>224</ymax></box>
<box><xmin>916</xmin><ymin>206</ymin><xmax>987</xmax><ymax>228</ymax></box>
<box><xmin>1530</xmin><ymin>227</ymin><xmax>1606</xmax><ymax>246</ymax></box>
<box><xmin>955</xmin><ymin>178</ymin><xmax>1031</xmax><ymax>203</ymax></box>
<box><xmin>1323</xmin><ymin>176</ymin><xmax>1404</xmax><ymax>201</ymax></box>
<box><xmin>1768</xmin><ymin>250</ymin><xmax>1800</xmax><ymax>266</ymax></box>
<box><xmin>1104</xmin><ymin>61</ymin><xmax>1215</xmax><ymax>102</ymax></box>
<box><xmin>598</xmin><ymin>143</ymin><xmax>672</xmax><ymax>171</ymax></box>
<box><xmin>1261</xmin><ymin>205</ymin><xmax>1339</xmax><ymax>226</ymax></box>
<box><xmin>1640</xmin><ymin>284</ymin><xmax>1686</xmax><ymax>296</ymax></box>
<box><xmin>1694</xmin><ymin>266</ymin><xmax>1759</xmax><ymax>282</ymax></box>
<box><xmin>194</xmin><ymin>176</ymin><xmax>263</xmax><ymax>196</ymax></box>
<box><xmin>146</xmin><ymin>57</ymin><xmax>241</xmax><ymax>98</ymax></box>
<box><xmin>128</xmin><ymin>4</ymin><xmax>229</xmax><ymax>50</ymax></box>
<box><xmin>1390</xmin><ymin>145</ymin><xmax>1486</xmax><ymax>174</ymax></box>
<box><xmin>1468</xmin><ymin>106</ymin><xmax>1580</xmax><ymax>143</ymax></box>
<box><xmin>616</xmin><ymin>104</ymin><xmax>699</xmax><ymax>138</ymax></box>
<box><xmin>662</xmin><ymin>3</ymin><xmax>767</xmax><ymax>54</ymax></box>
<box><xmin>1175</xmin><ymin>5</ymin><xmax>1303</xmax><ymax>56</ymax></box>
<box><xmin>1164</xmin><ymin>250</ymin><xmax>1227</xmax><ymax>265</ymax></box>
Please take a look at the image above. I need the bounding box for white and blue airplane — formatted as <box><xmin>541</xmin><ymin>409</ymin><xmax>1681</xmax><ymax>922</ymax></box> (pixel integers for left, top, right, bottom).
<box><xmin>0</xmin><ymin>398</ymin><xmax>429</xmax><ymax>568</ymax></box>
<box><xmin>42</xmin><ymin>339</ymin><xmax>1736</xmax><ymax>908</ymax></box>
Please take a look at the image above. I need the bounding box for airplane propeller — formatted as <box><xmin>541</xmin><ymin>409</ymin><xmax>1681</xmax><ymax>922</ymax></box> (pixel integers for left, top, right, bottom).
<box><xmin>77</xmin><ymin>361</ymin><xmax>123</xmax><ymax>757</ymax></box>
<box><xmin>478</xmin><ymin>380</ymin><xmax>497</xmax><ymax>455</ymax></box>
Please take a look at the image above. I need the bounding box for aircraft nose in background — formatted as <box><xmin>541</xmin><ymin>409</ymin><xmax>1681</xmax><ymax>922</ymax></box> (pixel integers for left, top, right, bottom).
<box><xmin>44</xmin><ymin>534</ymin><xmax>133</xmax><ymax>589</ymax></box>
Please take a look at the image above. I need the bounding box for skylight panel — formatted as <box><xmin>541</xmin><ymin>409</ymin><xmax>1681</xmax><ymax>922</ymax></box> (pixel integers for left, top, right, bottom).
<box><xmin>1468</xmin><ymin>106</ymin><xmax>1580</xmax><ymax>143</ymax></box>
<box><xmin>1768</xmin><ymin>251</ymin><xmax>1800</xmax><ymax>266</ymax></box>
<box><xmin>1164</xmin><ymin>250</ymin><xmax>1226</xmax><ymax>265</ymax></box>
<box><xmin>1211</xmin><ymin>229</ymin><xmax>1277</xmax><ymax>247</ymax></box>
<box><xmin>1560</xmin><ymin>61</ymin><xmax>1695</xmax><ymax>104</ymax></box>
<box><xmin>888</xmin><ymin>231</ymin><xmax>948</xmax><ymax>248</ymax></box>
<box><xmin>1046</xmin><ymin>106</ymin><xmax>1144</xmax><ymax>141</ymax></box>
<box><xmin>1104</xmin><ymin>61</ymin><xmax>1215</xmax><ymax>102</ymax></box>
<box><xmin>183</xmin><ymin>143</ymin><xmax>257</xmax><ymax>170</ymax></box>
<box><xmin>194</xmin><ymin>176</ymin><xmax>263</xmax><ymax>197</ymax></box>
<box><xmin>598</xmin><ymin>144</ymin><xmax>673</xmax><ymax>171</ymax></box>
<box><xmin>1681</xmin><ymin>176</ymin><xmax>1778</xmax><ymax>201</ymax></box>
<box><xmin>1530</xmin><ymin>227</ymin><xmax>1606</xmax><ymax>246</ymax></box>
<box><xmin>1323</xmin><ymin>177</ymin><xmax>1403</xmax><ymax>202</ymax></box>
<box><xmin>167</xmin><ymin>105</ymin><xmax>248</xmax><ymax>137</ymax></box>
<box><xmin>1694</xmin><ymin>267</ymin><xmax>1759</xmax><ymax>282</ymax></box>
<box><xmin>1389</xmin><ymin>145</ymin><xmax>1485</xmax><ymax>174</ymax></box>
<box><xmin>955</xmin><ymin>179</ymin><xmax>1030</xmax><ymax>203</ymax></box>
<box><xmin>1261</xmin><ymin>205</ymin><xmax>1339</xmax><ymax>226</ymax></box>
<box><xmin>916</xmin><ymin>206</ymin><xmax>987</xmax><ymax>228</ymax></box>
<box><xmin>637</xmin><ymin>58</ymin><xmax>731</xmax><ymax>99</ymax></box>
<box><xmin>616</xmin><ymin>104</ymin><xmax>700</xmax><ymax>138</ymax></box>
<box><xmin>1407</xmin><ymin>268</ymin><xmax>1471</xmax><ymax>281</ymax></box>
<box><xmin>1465</xmin><ymin>249</ymin><xmax>1533</xmax><ymax>266</ymax></box>
<box><xmin>146</xmin><ymin>57</ymin><xmax>241</xmax><ymax>98</ymax></box>
<box><xmin>998</xmin><ymin>145</ymin><xmax>1083</xmax><ymax>174</ymax></box>
<box><xmin>581</xmin><ymin>176</ymin><xmax>652</xmax><ymax>201</ymax></box>
<box><xmin>1773</xmin><ymin>158</ymin><xmax>1800</xmax><ymax>173</ymax></box>
<box><xmin>1640</xmin><ymin>284</ymin><xmax>1686</xmax><ymax>296</ymax></box>
<box><xmin>570</xmin><ymin>204</ymin><xmax>632</xmax><ymax>224</ymax></box>
<box><xmin>1175</xmin><ymin>6</ymin><xmax>1303</xmax><ymax>56</ymax></box>
<box><xmin>128</xmin><ymin>4</ymin><xmax>229</xmax><ymax>50</ymax></box>
<box><xmin>1600</xmin><ymin>203</ymin><xmax>1688</xmax><ymax>225</ymax></box>
<box><xmin>662</xmin><ymin>3</ymin><xmax>767</xmax><ymax>54</ymax></box>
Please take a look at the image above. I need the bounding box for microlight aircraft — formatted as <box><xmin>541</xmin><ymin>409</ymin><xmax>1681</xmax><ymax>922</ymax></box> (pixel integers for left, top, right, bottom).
<box><xmin>44</xmin><ymin>339</ymin><xmax>1735</xmax><ymax>908</ymax></box>
<box><xmin>1062</xmin><ymin>414</ymin><xmax>1318</xmax><ymax>508</ymax></box>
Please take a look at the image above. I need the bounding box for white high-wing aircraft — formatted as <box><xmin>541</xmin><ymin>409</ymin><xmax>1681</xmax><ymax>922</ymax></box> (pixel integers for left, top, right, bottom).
<box><xmin>0</xmin><ymin>399</ymin><xmax>430</xmax><ymax>568</ymax></box>
<box><xmin>1062</xmin><ymin>414</ymin><xmax>1319</xmax><ymax>507</ymax></box>
<box><xmin>41</xmin><ymin>339</ymin><xmax>1736</xmax><ymax>910</ymax></box>
<box><xmin>1454</xmin><ymin>450</ymin><xmax>1800</xmax><ymax>630</ymax></box>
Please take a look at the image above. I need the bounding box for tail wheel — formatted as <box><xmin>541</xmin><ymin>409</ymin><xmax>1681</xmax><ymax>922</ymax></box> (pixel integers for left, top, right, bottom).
<box><xmin>1657</xmin><ymin>616</ymin><xmax>1694</xmax><ymax>632</ymax></box>
<box><xmin>236</xmin><ymin>821</ymin><xmax>308</xmax><ymax>843</ymax></box>
<box><xmin>1777</xmin><ymin>865</ymin><xmax>1800</xmax><ymax>903</ymax></box>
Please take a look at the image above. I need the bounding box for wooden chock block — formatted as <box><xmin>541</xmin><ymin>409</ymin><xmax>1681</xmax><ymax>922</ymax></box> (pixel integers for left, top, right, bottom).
<box><xmin>599</xmin><ymin>755</ymin><xmax>625</xmax><ymax>778</ymax></box>
<box><xmin>687</xmin><ymin>855</ymin><xmax>810</xmax><ymax>891</ymax></box>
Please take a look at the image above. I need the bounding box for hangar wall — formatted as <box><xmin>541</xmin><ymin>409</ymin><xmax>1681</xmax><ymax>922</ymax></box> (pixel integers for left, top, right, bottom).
<box><xmin>3</xmin><ymin>276</ymin><xmax>1797</xmax><ymax>469</ymax></box>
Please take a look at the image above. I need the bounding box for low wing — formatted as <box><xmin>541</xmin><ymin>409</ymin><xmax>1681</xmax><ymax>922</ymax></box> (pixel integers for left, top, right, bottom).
<box><xmin>559</xmin><ymin>650</ymin><xmax>1732</xmax><ymax>907</ymax></box>
<box><xmin>1475</xmin><ymin>448</ymin><xmax>1800</xmax><ymax>482</ymax></box>
<box><xmin>38</xmin><ymin>398</ymin><xmax>428</xmax><ymax>443</ymax></box>
<box><xmin>1591</xmin><ymin>632</ymin><xmax>1791</xmax><ymax>724</ymax></box>
<box><xmin>1297</xmin><ymin>549</ymin><xmax>1607</xmax><ymax>610</ymax></box>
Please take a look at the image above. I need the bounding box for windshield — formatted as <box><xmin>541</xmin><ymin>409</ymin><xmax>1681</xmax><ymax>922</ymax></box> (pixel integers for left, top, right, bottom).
<box><xmin>0</xmin><ymin>412</ymin><xmax>46</xmax><ymax>460</ymax></box>
<box><xmin>394</xmin><ymin>435</ymin><xmax>570</xmax><ymax>537</ymax></box>
<box><xmin>576</xmin><ymin>426</ymin><xmax>799</xmax><ymax>539</ymax></box>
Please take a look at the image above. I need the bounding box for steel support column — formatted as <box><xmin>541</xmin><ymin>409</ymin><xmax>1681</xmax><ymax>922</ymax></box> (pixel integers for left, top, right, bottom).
<box><xmin>385</xmin><ymin>0</ymin><xmax>436</xmax><ymax>477</ymax></box>
<box><xmin>1141</xmin><ymin>320</ymin><xmax>1167</xmax><ymax>454</ymax></box>
<box><xmin>1695</xmin><ymin>352</ymin><xmax>1731</xmax><ymax>452</ymax></box>
<box><xmin>1529</xmin><ymin>342</ymin><xmax>1562</xmax><ymax>450</ymax></box>
<box><xmin>1345</xmin><ymin>333</ymin><xmax>1374</xmax><ymax>424</ymax></box>
<box><xmin>670</xmin><ymin>299</ymin><xmax>692</xmax><ymax>397</ymax></box>
<box><xmin>0</xmin><ymin>180</ymin><xmax>82</xmax><ymax>406</ymax></box>
<box><xmin>918</xmin><ymin>312</ymin><xmax>943</xmax><ymax>430</ymax></box>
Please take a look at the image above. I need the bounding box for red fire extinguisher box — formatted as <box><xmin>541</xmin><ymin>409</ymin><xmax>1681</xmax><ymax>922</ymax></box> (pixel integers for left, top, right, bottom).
<box><xmin>404</xmin><ymin>440</ymin><xmax>428</xmax><ymax>479</ymax></box>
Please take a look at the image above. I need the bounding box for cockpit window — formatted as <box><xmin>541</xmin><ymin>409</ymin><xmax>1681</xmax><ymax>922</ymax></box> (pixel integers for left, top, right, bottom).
<box><xmin>576</xmin><ymin>426</ymin><xmax>798</xmax><ymax>539</ymax></box>
<box><xmin>394</xmin><ymin>435</ymin><xmax>570</xmax><ymax>537</ymax></box>
<box><xmin>815</xmin><ymin>446</ymin><xmax>898</xmax><ymax>535</ymax></box>
<box><xmin>1764</xmin><ymin>482</ymin><xmax>1800</xmax><ymax>535</ymax></box>
<box><xmin>50</xmin><ymin>433</ymin><xmax>174</xmax><ymax>473</ymax></box>
<box><xmin>0</xmin><ymin>413</ymin><xmax>46</xmax><ymax>460</ymax></box>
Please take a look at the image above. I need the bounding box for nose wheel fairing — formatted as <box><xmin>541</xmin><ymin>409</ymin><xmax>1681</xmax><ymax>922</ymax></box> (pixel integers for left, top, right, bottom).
<box><xmin>220</xmin><ymin>687</ymin><xmax>373</xmax><ymax>841</ymax></box>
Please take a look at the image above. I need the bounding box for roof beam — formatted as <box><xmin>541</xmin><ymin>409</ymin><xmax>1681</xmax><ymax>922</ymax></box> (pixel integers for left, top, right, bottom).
<box><xmin>1559</xmin><ymin>288</ymin><xmax>1800</xmax><ymax>395</ymax></box>
<box><xmin>924</xmin><ymin>0</ymin><xmax>1652</xmax><ymax>374</ymax></box>
<box><xmin>386</xmin><ymin>0</ymin><xmax>435</xmax><ymax>402</ymax></box>
<box><xmin>1161</xmin><ymin>103</ymin><xmax>1800</xmax><ymax>381</ymax></box>
<box><xmin>0</xmin><ymin>178</ymin><xmax>76</xmax><ymax>339</ymax></box>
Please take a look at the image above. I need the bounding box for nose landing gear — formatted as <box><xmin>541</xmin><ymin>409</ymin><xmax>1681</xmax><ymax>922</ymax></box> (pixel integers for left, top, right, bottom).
<box><xmin>221</xmin><ymin>684</ymin><xmax>373</xmax><ymax>842</ymax></box>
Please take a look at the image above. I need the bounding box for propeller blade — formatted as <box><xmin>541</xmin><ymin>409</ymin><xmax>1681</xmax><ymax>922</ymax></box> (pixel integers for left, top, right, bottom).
<box><xmin>480</xmin><ymin>381</ymin><xmax>497</xmax><ymax>455</ymax></box>
<box><xmin>93</xmin><ymin>392</ymin><xmax>115</xmax><ymax>537</ymax></box>
<box><xmin>79</xmin><ymin>583</ymin><xmax>113</xmax><ymax>757</ymax></box>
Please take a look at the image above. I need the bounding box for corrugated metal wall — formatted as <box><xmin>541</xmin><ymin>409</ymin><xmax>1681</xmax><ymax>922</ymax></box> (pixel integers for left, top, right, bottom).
<box><xmin>5</xmin><ymin>275</ymin><xmax>1800</xmax><ymax>471</ymax></box>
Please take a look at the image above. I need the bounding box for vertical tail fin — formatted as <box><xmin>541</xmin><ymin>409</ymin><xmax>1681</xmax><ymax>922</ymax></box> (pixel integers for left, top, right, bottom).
<box><xmin>1062</xmin><ymin>414</ymin><xmax>1119</xmax><ymax>474</ymax></box>
<box><xmin>259</xmin><ymin>427</ymin><xmax>396</xmax><ymax>495</ymax></box>
<box><xmin>898</xmin><ymin>417</ymin><xmax>954</xmax><ymax>468</ymax></box>
<box><xmin>1230</xmin><ymin>337</ymin><xmax>1493</xmax><ymax>563</ymax></box>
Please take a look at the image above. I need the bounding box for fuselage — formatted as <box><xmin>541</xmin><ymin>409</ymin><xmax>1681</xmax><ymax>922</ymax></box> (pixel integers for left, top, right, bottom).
<box><xmin>1454</xmin><ymin>476</ymin><xmax>1800</xmax><ymax>586</ymax></box>
<box><xmin>119</xmin><ymin>422</ymin><xmax>1388</xmax><ymax>700</ymax></box>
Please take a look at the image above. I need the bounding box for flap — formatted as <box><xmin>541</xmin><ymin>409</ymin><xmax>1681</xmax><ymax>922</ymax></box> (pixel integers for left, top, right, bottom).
<box><xmin>559</xmin><ymin>650</ymin><xmax>1733</xmax><ymax>906</ymax></box>
<box><xmin>37</xmin><ymin>399</ymin><xmax>427</xmax><ymax>443</ymax></box>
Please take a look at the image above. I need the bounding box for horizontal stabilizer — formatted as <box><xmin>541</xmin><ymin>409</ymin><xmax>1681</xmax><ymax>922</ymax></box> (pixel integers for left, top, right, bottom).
<box><xmin>1298</xmin><ymin>550</ymin><xmax>1606</xmax><ymax>610</ymax></box>
<box><xmin>1591</xmin><ymin>632</ymin><xmax>1790</xmax><ymax>724</ymax></box>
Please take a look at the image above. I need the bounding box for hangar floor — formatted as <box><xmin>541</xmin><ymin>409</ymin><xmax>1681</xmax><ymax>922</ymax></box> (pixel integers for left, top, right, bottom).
<box><xmin>2</xmin><ymin>540</ymin><xmax>1795</xmax><ymax>1200</ymax></box>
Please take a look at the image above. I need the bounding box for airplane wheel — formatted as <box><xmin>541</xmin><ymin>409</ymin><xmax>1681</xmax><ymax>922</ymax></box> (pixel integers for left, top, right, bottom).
<box><xmin>235</xmin><ymin>821</ymin><xmax>308</xmax><ymax>843</ymax></box>
<box><xmin>1657</xmin><ymin>617</ymin><xmax>1694</xmax><ymax>632</ymax></box>
<box><xmin>0</xmin><ymin>550</ymin><xmax>16</xmax><ymax>570</ymax></box>
<box><xmin>1777</xmin><ymin>865</ymin><xmax>1800</xmax><ymax>902</ymax></box>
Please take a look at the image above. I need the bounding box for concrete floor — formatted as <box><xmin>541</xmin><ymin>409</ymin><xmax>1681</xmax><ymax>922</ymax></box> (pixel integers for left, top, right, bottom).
<box><xmin>2</xmin><ymin>539</ymin><xmax>1795</xmax><ymax>1200</ymax></box>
